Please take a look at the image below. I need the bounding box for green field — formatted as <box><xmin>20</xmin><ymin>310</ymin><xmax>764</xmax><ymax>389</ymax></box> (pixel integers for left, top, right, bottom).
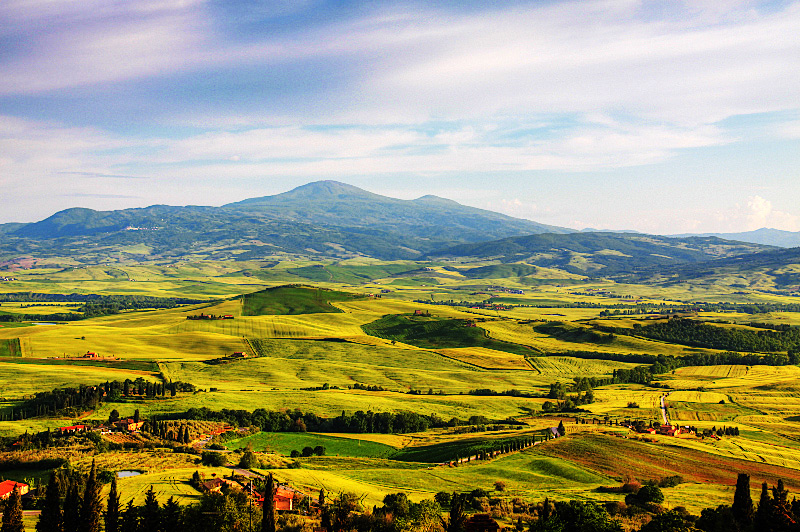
<box><xmin>362</xmin><ymin>314</ymin><xmax>539</xmax><ymax>355</ymax></box>
<box><xmin>0</xmin><ymin>338</ymin><xmax>21</xmax><ymax>357</ymax></box>
<box><xmin>241</xmin><ymin>285</ymin><xmax>362</xmax><ymax>315</ymax></box>
<box><xmin>225</xmin><ymin>431</ymin><xmax>398</xmax><ymax>458</ymax></box>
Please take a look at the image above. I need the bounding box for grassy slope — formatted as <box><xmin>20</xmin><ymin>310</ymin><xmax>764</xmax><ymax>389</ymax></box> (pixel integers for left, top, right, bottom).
<box><xmin>242</xmin><ymin>285</ymin><xmax>361</xmax><ymax>315</ymax></box>
<box><xmin>362</xmin><ymin>314</ymin><xmax>538</xmax><ymax>356</ymax></box>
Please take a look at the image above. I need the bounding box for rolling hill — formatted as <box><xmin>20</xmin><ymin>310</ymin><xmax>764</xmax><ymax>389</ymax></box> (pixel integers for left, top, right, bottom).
<box><xmin>620</xmin><ymin>245</ymin><xmax>800</xmax><ymax>292</ymax></box>
<box><xmin>427</xmin><ymin>232</ymin><xmax>774</xmax><ymax>276</ymax></box>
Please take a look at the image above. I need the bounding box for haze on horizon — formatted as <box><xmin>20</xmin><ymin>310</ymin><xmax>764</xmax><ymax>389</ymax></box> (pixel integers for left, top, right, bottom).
<box><xmin>1</xmin><ymin>0</ymin><xmax>799</xmax><ymax>235</ymax></box>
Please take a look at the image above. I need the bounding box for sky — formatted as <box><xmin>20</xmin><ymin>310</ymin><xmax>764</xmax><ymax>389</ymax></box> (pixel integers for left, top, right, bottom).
<box><xmin>1</xmin><ymin>0</ymin><xmax>799</xmax><ymax>234</ymax></box>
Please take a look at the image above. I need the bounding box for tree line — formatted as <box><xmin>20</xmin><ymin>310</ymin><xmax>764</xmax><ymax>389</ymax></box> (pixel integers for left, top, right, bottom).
<box><xmin>2</xmin><ymin>378</ymin><xmax>195</xmax><ymax>421</ymax></box>
<box><xmin>0</xmin><ymin>292</ymin><xmax>209</xmax><ymax>322</ymax></box>
<box><xmin>609</xmin><ymin>318</ymin><xmax>800</xmax><ymax>355</ymax></box>
<box><xmin>152</xmin><ymin>407</ymin><xmax>510</xmax><ymax>434</ymax></box>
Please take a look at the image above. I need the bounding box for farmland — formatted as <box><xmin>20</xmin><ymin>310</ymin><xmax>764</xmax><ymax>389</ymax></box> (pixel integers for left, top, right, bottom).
<box><xmin>2</xmin><ymin>259</ymin><xmax>800</xmax><ymax>526</ymax></box>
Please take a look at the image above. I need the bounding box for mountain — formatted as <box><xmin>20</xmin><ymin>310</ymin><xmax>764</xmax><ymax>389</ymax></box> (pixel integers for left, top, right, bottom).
<box><xmin>673</xmin><ymin>228</ymin><xmax>800</xmax><ymax>248</ymax></box>
<box><xmin>0</xmin><ymin>181</ymin><xmax>575</xmax><ymax>263</ymax></box>
<box><xmin>224</xmin><ymin>180</ymin><xmax>573</xmax><ymax>242</ymax></box>
<box><xmin>426</xmin><ymin>232</ymin><xmax>774</xmax><ymax>276</ymax></box>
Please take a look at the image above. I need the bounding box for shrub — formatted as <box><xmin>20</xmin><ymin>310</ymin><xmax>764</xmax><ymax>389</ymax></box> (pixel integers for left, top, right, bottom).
<box><xmin>201</xmin><ymin>452</ymin><xmax>228</xmax><ymax>467</ymax></box>
<box><xmin>239</xmin><ymin>450</ymin><xmax>258</xmax><ymax>469</ymax></box>
<box><xmin>494</xmin><ymin>481</ymin><xmax>507</xmax><ymax>492</ymax></box>
<box><xmin>434</xmin><ymin>492</ymin><xmax>451</xmax><ymax>506</ymax></box>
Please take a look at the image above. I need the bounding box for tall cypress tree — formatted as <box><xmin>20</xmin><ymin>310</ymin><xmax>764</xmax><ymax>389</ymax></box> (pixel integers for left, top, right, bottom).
<box><xmin>62</xmin><ymin>480</ymin><xmax>81</xmax><ymax>532</ymax></box>
<box><xmin>261</xmin><ymin>473</ymin><xmax>276</xmax><ymax>532</ymax></box>
<box><xmin>120</xmin><ymin>501</ymin><xmax>138</xmax><ymax>532</ymax></box>
<box><xmin>37</xmin><ymin>473</ymin><xmax>63</xmax><ymax>532</ymax></box>
<box><xmin>754</xmin><ymin>481</ymin><xmax>773</xmax><ymax>531</ymax></box>
<box><xmin>105</xmin><ymin>476</ymin><xmax>120</xmax><ymax>532</ymax></box>
<box><xmin>1</xmin><ymin>486</ymin><xmax>25</xmax><ymax>532</ymax></box>
<box><xmin>141</xmin><ymin>486</ymin><xmax>161</xmax><ymax>532</ymax></box>
<box><xmin>162</xmin><ymin>497</ymin><xmax>182</xmax><ymax>531</ymax></box>
<box><xmin>732</xmin><ymin>473</ymin><xmax>754</xmax><ymax>528</ymax></box>
<box><xmin>79</xmin><ymin>460</ymin><xmax>102</xmax><ymax>532</ymax></box>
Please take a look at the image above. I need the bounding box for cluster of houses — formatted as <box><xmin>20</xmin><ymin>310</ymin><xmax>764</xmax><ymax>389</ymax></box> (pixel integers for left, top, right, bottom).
<box><xmin>0</xmin><ymin>276</ymin><xmax>17</xmax><ymax>282</ymax></box>
<box><xmin>58</xmin><ymin>418</ymin><xmax>145</xmax><ymax>436</ymax></box>
<box><xmin>487</xmin><ymin>286</ymin><xmax>525</xmax><ymax>295</ymax></box>
<box><xmin>634</xmin><ymin>424</ymin><xmax>691</xmax><ymax>437</ymax></box>
<box><xmin>186</xmin><ymin>313</ymin><xmax>235</xmax><ymax>320</ymax></box>
<box><xmin>201</xmin><ymin>477</ymin><xmax>304</xmax><ymax>512</ymax></box>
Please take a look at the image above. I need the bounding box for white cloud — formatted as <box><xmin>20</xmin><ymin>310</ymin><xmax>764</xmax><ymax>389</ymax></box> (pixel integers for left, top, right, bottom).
<box><xmin>746</xmin><ymin>195</ymin><xmax>800</xmax><ymax>231</ymax></box>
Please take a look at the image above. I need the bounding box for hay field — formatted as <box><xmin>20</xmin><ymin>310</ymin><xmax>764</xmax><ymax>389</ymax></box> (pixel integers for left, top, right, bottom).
<box><xmin>436</xmin><ymin>347</ymin><xmax>533</xmax><ymax>370</ymax></box>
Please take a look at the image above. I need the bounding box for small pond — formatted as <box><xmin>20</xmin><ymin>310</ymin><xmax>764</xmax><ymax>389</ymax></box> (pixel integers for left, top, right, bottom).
<box><xmin>117</xmin><ymin>470</ymin><xmax>144</xmax><ymax>478</ymax></box>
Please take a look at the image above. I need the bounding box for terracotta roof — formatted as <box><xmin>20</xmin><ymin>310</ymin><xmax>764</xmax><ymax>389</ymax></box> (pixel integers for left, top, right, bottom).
<box><xmin>0</xmin><ymin>481</ymin><xmax>28</xmax><ymax>499</ymax></box>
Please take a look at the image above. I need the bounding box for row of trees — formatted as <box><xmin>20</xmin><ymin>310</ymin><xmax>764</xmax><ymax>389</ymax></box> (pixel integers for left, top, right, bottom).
<box><xmin>5</xmin><ymin>379</ymin><xmax>195</xmax><ymax>421</ymax></box>
<box><xmin>155</xmin><ymin>407</ymin><xmax>494</xmax><ymax>435</ymax></box>
<box><xmin>629</xmin><ymin>318</ymin><xmax>800</xmax><ymax>356</ymax></box>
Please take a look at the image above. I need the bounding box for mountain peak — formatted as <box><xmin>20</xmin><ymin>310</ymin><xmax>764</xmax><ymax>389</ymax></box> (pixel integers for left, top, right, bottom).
<box><xmin>280</xmin><ymin>180</ymin><xmax>377</xmax><ymax>199</ymax></box>
<box><xmin>413</xmin><ymin>195</ymin><xmax>460</xmax><ymax>206</ymax></box>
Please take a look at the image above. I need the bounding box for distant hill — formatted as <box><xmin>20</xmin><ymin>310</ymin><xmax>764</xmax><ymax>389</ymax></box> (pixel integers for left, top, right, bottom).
<box><xmin>0</xmin><ymin>181</ymin><xmax>575</xmax><ymax>262</ymax></box>
<box><xmin>673</xmin><ymin>228</ymin><xmax>800</xmax><ymax>248</ymax></box>
<box><xmin>622</xmin><ymin>246</ymin><xmax>800</xmax><ymax>292</ymax></box>
<box><xmin>427</xmin><ymin>232</ymin><xmax>773</xmax><ymax>276</ymax></box>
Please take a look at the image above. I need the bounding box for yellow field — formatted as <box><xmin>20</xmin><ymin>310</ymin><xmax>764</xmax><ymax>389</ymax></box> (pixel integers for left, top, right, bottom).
<box><xmin>436</xmin><ymin>347</ymin><xmax>532</xmax><ymax>370</ymax></box>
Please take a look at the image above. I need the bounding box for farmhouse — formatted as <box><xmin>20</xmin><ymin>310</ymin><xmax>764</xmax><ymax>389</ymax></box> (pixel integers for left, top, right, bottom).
<box><xmin>659</xmin><ymin>424</ymin><xmax>679</xmax><ymax>436</ymax></box>
<box><xmin>82</xmin><ymin>351</ymin><xmax>100</xmax><ymax>358</ymax></box>
<box><xmin>115</xmin><ymin>418</ymin><xmax>145</xmax><ymax>432</ymax></box>
<box><xmin>230</xmin><ymin>351</ymin><xmax>247</xmax><ymax>358</ymax></box>
<box><xmin>258</xmin><ymin>484</ymin><xmax>305</xmax><ymax>512</ymax></box>
<box><xmin>0</xmin><ymin>480</ymin><xmax>29</xmax><ymax>500</ymax></box>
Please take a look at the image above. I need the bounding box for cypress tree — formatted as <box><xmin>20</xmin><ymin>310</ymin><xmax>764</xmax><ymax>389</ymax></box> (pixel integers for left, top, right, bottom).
<box><xmin>120</xmin><ymin>501</ymin><xmax>138</xmax><ymax>532</ymax></box>
<box><xmin>557</xmin><ymin>420</ymin><xmax>566</xmax><ymax>436</ymax></box>
<box><xmin>754</xmin><ymin>481</ymin><xmax>773</xmax><ymax>531</ymax></box>
<box><xmin>79</xmin><ymin>460</ymin><xmax>102</xmax><ymax>532</ymax></box>
<box><xmin>261</xmin><ymin>473</ymin><xmax>276</xmax><ymax>532</ymax></box>
<box><xmin>36</xmin><ymin>473</ymin><xmax>62</xmax><ymax>532</ymax></box>
<box><xmin>732</xmin><ymin>473</ymin><xmax>754</xmax><ymax>528</ymax></box>
<box><xmin>105</xmin><ymin>476</ymin><xmax>120</xmax><ymax>532</ymax></box>
<box><xmin>440</xmin><ymin>492</ymin><xmax>466</xmax><ymax>532</ymax></box>
<box><xmin>62</xmin><ymin>480</ymin><xmax>81</xmax><ymax>532</ymax></box>
<box><xmin>162</xmin><ymin>497</ymin><xmax>182</xmax><ymax>531</ymax></box>
<box><xmin>1</xmin><ymin>486</ymin><xmax>25</xmax><ymax>532</ymax></box>
<box><xmin>141</xmin><ymin>485</ymin><xmax>161</xmax><ymax>532</ymax></box>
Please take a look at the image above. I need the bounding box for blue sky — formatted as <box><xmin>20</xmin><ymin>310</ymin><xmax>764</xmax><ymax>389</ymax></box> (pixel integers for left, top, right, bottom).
<box><xmin>1</xmin><ymin>0</ymin><xmax>799</xmax><ymax>234</ymax></box>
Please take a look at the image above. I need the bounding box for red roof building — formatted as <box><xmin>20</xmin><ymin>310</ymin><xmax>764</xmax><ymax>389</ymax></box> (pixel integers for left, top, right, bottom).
<box><xmin>59</xmin><ymin>425</ymin><xmax>87</xmax><ymax>433</ymax></box>
<box><xmin>0</xmin><ymin>481</ymin><xmax>29</xmax><ymax>500</ymax></box>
